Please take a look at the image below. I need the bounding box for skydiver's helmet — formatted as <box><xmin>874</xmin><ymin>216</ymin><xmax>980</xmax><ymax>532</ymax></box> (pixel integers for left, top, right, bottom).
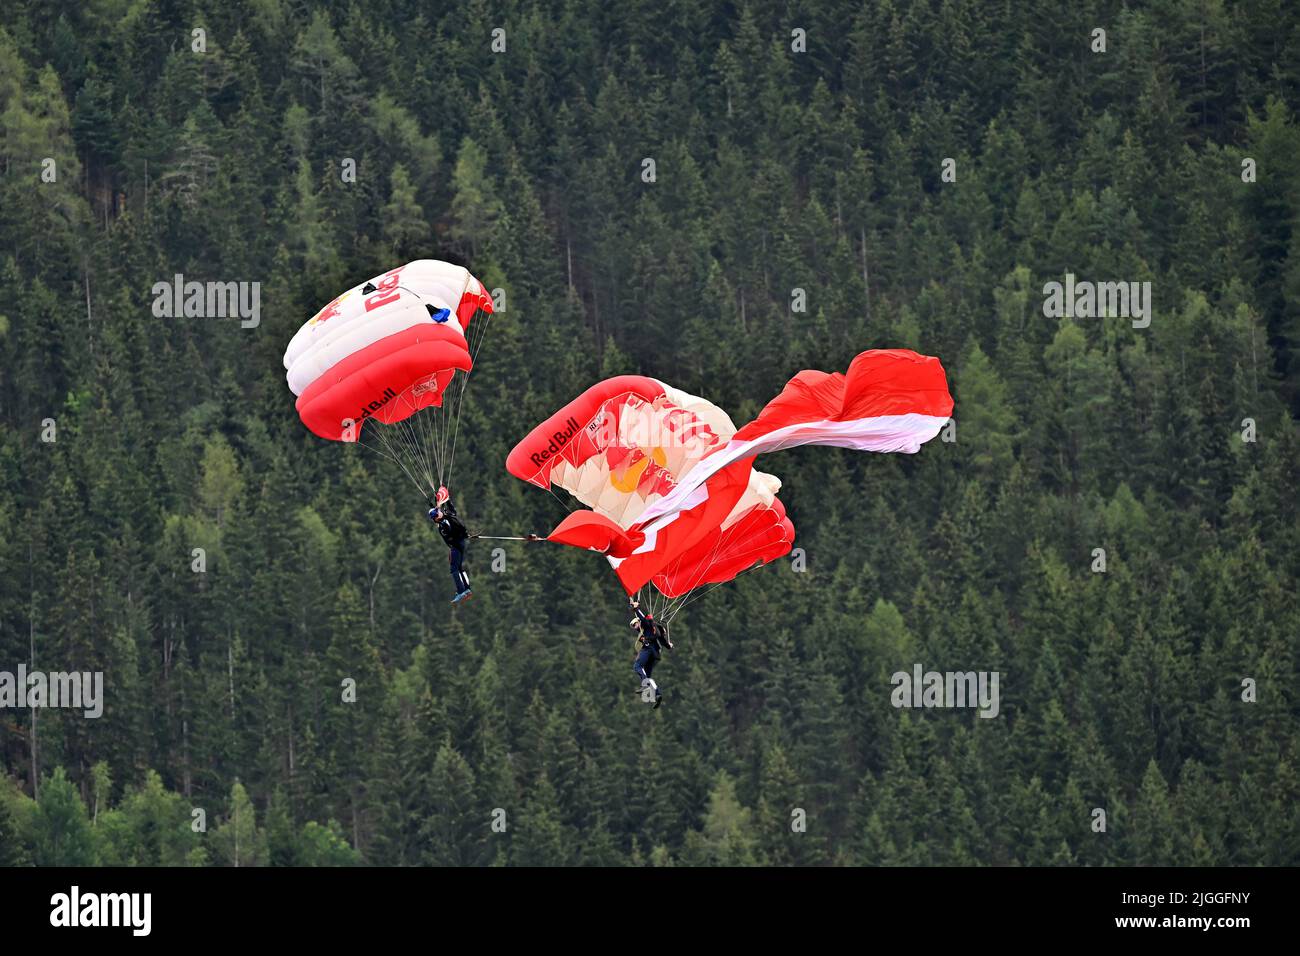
<box><xmin>428</xmin><ymin>507</ymin><xmax>439</xmax><ymax>522</ymax></box>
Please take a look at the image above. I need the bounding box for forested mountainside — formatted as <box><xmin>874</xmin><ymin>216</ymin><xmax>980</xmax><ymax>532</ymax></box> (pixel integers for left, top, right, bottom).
<box><xmin>1</xmin><ymin>0</ymin><xmax>1298</xmax><ymax>865</ymax></box>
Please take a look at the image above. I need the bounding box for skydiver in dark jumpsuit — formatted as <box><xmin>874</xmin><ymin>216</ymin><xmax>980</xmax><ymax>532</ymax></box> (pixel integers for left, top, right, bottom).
<box><xmin>629</xmin><ymin>598</ymin><xmax>672</xmax><ymax>708</ymax></box>
<box><xmin>428</xmin><ymin>488</ymin><xmax>472</xmax><ymax>603</ymax></box>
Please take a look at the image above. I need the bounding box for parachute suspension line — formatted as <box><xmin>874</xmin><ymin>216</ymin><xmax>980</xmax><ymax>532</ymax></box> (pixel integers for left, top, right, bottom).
<box><xmin>545</xmin><ymin>485</ymin><xmax>576</xmax><ymax>514</ymax></box>
<box><xmin>358</xmin><ymin>421</ymin><xmax>405</xmax><ymax>486</ymax></box>
<box><xmin>445</xmin><ymin>306</ymin><xmax>495</xmax><ymax>490</ymax></box>
<box><xmin>387</xmin><ymin>407</ymin><xmax>417</xmax><ymax>475</ymax></box>
<box><xmin>387</xmin><ymin>415</ymin><xmax>431</xmax><ymax>493</ymax></box>
<box><xmin>413</xmin><ymin>398</ymin><xmax>433</xmax><ymax>492</ymax></box>
<box><xmin>427</xmin><ymin>394</ymin><xmax>445</xmax><ymax>489</ymax></box>
<box><xmin>399</xmin><ymin>375</ymin><xmax>438</xmax><ymax>493</ymax></box>
<box><xmin>643</xmin><ymin>587</ymin><xmax>671</xmax><ymax>622</ymax></box>
<box><xmin>655</xmin><ymin>591</ymin><xmax>672</xmax><ymax>620</ymax></box>
<box><xmin>634</xmin><ymin>586</ymin><xmax>654</xmax><ymax>619</ymax></box>
<box><xmin>656</xmin><ymin>511</ymin><xmax>739</xmax><ymax>622</ymax></box>
<box><xmin>395</xmin><ymin>384</ymin><xmax>424</xmax><ymax>486</ymax></box>
<box><xmin>408</xmin><ymin>407</ymin><xmax>438</xmax><ymax>493</ymax></box>
<box><xmin>364</xmin><ymin>298</ymin><xmax>495</xmax><ymax>497</ymax></box>
<box><xmin>664</xmin><ymin>560</ymin><xmax>773</xmax><ymax>626</ymax></box>
<box><xmin>637</xmin><ymin>587</ymin><xmax>656</xmax><ymax>620</ymax></box>
<box><xmin>354</xmin><ymin>372</ymin><xmax>459</xmax><ymax>503</ymax></box>
<box><xmin>660</xmin><ymin>527</ymin><xmax>788</xmax><ymax>624</ymax></box>
<box><xmin>662</xmin><ymin>578</ymin><xmax>722</xmax><ymax>624</ymax></box>
<box><xmin>355</xmin><ymin>425</ymin><xmax>429</xmax><ymax>501</ymax></box>
<box><xmin>384</xmin><ymin>279</ymin><xmax>460</xmax><ymax>491</ymax></box>
<box><xmin>410</xmin><ymin>384</ymin><xmax>441</xmax><ymax>493</ymax></box>
<box><xmin>388</xmin><ymin>395</ymin><xmax>433</xmax><ymax>491</ymax></box>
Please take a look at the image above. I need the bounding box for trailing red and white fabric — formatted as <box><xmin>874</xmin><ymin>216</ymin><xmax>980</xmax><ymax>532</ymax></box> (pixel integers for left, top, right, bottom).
<box><xmin>506</xmin><ymin>348</ymin><xmax>952</xmax><ymax>599</ymax></box>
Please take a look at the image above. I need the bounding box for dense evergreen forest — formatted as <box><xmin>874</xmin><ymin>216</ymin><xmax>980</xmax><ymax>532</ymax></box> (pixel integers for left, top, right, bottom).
<box><xmin>1</xmin><ymin>0</ymin><xmax>1298</xmax><ymax>867</ymax></box>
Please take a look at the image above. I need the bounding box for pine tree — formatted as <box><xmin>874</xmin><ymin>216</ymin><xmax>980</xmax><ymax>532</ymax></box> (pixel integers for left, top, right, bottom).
<box><xmin>31</xmin><ymin>768</ymin><xmax>98</xmax><ymax>866</ymax></box>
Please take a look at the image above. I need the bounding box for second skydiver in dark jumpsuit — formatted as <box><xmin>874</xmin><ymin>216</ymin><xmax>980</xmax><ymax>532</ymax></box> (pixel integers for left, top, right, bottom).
<box><xmin>629</xmin><ymin>598</ymin><xmax>673</xmax><ymax>708</ymax></box>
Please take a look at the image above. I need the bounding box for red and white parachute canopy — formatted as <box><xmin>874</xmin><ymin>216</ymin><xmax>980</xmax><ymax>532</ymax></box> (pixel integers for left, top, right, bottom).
<box><xmin>507</xmin><ymin>349</ymin><xmax>953</xmax><ymax>618</ymax></box>
<box><xmin>284</xmin><ymin>260</ymin><xmax>493</xmax><ymax>494</ymax></box>
<box><xmin>507</xmin><ymin>375</ymin><xmax>793</xmax><ymax>603</ymax></box>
